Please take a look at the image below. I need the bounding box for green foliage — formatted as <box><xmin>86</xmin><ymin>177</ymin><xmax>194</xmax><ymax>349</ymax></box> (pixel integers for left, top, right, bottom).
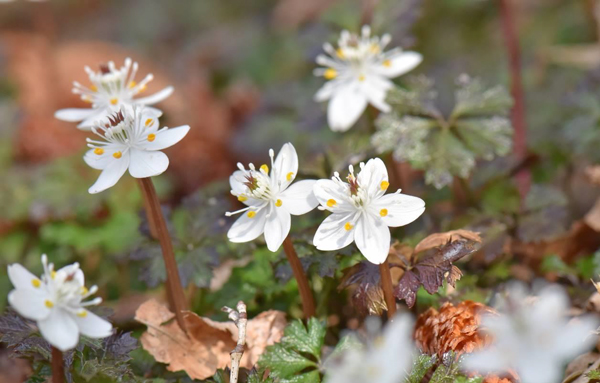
<box><xmin>372</xmin><ymin>75</ymin><xmax>513</xmax><ymax>189</ymax></box>
<box><xmin>259</xmin><ymin>318</ymin><xmax>326</xmax><ymax>382</ymax></box>
<box><xmin>405</xmin><ymin>354</ymin><xmax>437</xmax><ymax>383</ymax></box>
<box><xmin>406</xmin><ymin>353</ymin><xmax>480</xmax><ymax>383</ymax></box>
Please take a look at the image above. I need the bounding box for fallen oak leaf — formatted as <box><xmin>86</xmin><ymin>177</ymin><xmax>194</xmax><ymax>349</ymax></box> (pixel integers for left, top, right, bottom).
<box><xmin>135</xmin><ymin>299</ymin><xmax>286</xmax><ymax>380</ymax></box>
<box><xmin>413</xmin><ymin>229</ymin><xmax>482</xmax><ymax>254</ymax></box>
<box><xmin>394</xmin><ymin>233</ymin><xmax>482</xmax><ymax>308</ymax></box>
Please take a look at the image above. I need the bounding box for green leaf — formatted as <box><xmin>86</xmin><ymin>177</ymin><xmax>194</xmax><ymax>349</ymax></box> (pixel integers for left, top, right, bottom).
<box><xmin>405</xmin><ymin>354</ymin><xmax>437</xmax><ymax>383</ymax></box>
<box><xmin>452</xmin><ymin>76</ymin><xmax>513</xmax><ymax>118</ymax></box>
<box><xmin>259</xmin><ymin>318</ymin><xmax>326</xmax><ymax>382</ymax></box>
<box><xmin>425</xmin><ymin>130</ymin><xmax>475</xmax><ymax>190</ymax></box>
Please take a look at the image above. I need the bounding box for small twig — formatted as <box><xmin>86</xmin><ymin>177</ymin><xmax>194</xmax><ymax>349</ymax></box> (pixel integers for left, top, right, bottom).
<box><xmin>51</xmin><ymin>346</ymin><xmax>64</xmax><ymax>383</ymax></box>
<box><xmin>283</xmin><ymin>236</ymin><xmax>316</xmax><ymax>318</ymax></box>
<box><xmin>222</xmin><ymin>301</ymin><xmax>248</xmax><ymax>383</ymax></box>
<box><xmin>379</xmin><ymin>259</ymin><xmax>397</xmax><ymax>318</ymax></box>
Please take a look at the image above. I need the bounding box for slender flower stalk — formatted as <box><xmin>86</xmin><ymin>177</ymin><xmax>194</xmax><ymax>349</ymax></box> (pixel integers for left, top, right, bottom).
<box><xmin>226</xmin><ymin>143</ymin><xmax>319</xmax><ymax>318</ymax></box>
<box><xmin>378</xmin><ymin>259</ymin><xmax>396</xmax><ymax>318</ymax></box>
<box><xmin>51</xmin><ymin>347</ymin><xmax>64</xmax><ymax>383</ymax></box>
<box><xmin>138</xmin><ymin>177</ymin><xmax>188</xmax><ymax>331</ymax></box>
<box><xmin>283</xmin><ymin>236</ymin><xmax>316</xmax><ymax>318</ymax></box>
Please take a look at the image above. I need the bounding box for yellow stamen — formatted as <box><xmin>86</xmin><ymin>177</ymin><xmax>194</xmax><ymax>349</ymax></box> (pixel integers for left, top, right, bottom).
<box><xmin>380</xmin><ymin>208</ymin><xmax>388</xmax><ymax>217</ymax></box>
<box><xmin>260</xmin><ymin>164</ymin><xmax>269</xmax><ymax>174</ymax></box>
<box><xmin>380</xmin><ymin>181</ymin><xmax>389</xmax><ymax>190</ymax></box>
<box><xmin>238</xmin><ymin>195</ymin><xmax>248</xmax><ymax>202</ymax></box>
<box><xmin>336</xmin><ymin>48</ymin><xmax>345</xmax><ymax>58</ymax></box>
<box><xmin>344</xmin><ymin>222</ymin><xmax>354</xmax><ymax>231</ymax></box>
<box><xmin>370</xmin><ymin>44</ymin><xmax>380</xmax><ymax>54</ymax></box>
<box><xmin>324</xmin><ymin>68</ymin><xmax>337</xmax><ymax>80</ymax></box>
<box><xmin>82</xmin><ymin>96</ymin><xmax>93</xmax><ymax>103</ymax></box>
<box><xmin>51</xmin><ymin>271</ymin><xmax>56</xmax><ymax>279</ymax></box>
<box><xmin>286</xmin><ymin>172</ymin><xmax>294</xmax><ymax>181</ymax></box>
<box><xmin>275</xmin><ymin>199</ymin><xmax>282</xmax><ymax>207</ymax></box>
<box><xmin>247</xmin><ymin>211</ymin><xmax>256</xmax><ymax>218</ymax></box>
<box><xmin>358</xmin><ymin>74</ymin><xmax>366</xmax><ymax>82</ymax></box>
<box><xmin>128</xmin><ymin>81</ymin><xmax>137</xmax><ymax>89</ymax></box>
<box><xmin>81</xmin><ymin>286</ymin><xmax>89</xmax><ymax>295</ymax></box>
<box><xmin>94</xmin><ymin>148</ymin><xmax>104</xmax><ymax>155</ymax></box>
<box><xmin>45</xmin><ymin>300</ymin><xmax>54</xmax><ymax>308</ymax></box>
<box><xmin>77</xmin><ymin>310</ymin><xmax>88</xmax><ymax>318</ymax></box>
<box><xmin>110</xmin><ymin>98</ymin><xmax>118</xmax><ymax>105</ymax></box>
<box><xmin>327</xmin><ymin>199</ymin><xmax>337</xmax><ymax>208</ymax></box>
<box><xmin>113</xmin><ymin>151</ymin><xmax>122</xmax><ymax>159</ymax></box>
<box><xmin>145</xmin><ymin>118</ymin><xmax>154</xmax><ymax>127</ymax></box>
<box><xmin>147</xmin><ymin>133</ymin><xmax>156</xmax><ymax>142</ymax></box>
<box><xmin>139</xmin><ymin>85</ymin><xmax>147</xmax><ymax>92</ymax></box>
<box><xmin>90</xmin><ymin>85</ymin><xmax>98</xmax><ymax>92</ymax></box>
<box><xmin>31</xmin><ymin>279</ymin><xmax>41</xmax><ymax>288</ymax></box>
<box><xmin>383</xmin><ymin>59</ymin><xmax>392</xmax><ymax>67</ymax></box>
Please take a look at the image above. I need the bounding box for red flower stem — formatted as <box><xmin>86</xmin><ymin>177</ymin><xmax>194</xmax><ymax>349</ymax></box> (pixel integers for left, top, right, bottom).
<box><xmin>137</xmin><ymin>178</ymin><xmax>188</xmax><ymax>332</ymax></box>
<box><xmin>282</xmin><ymin>236</ymin><xmax>316</xmax><ymax>318</ymax></box>
<box><xmin>379</xmin><ymin>259</ymin><xmax>397</xmax><ymax>318</ymax></box>
<box><xmin>499</xmin><ymin>0</ymin><xmax>530</xmax><ymax>204</ymax></box>
<box><xmin>51</xmin><ymin>347</ymin><xmax>64</xmax><ymax>383</ymax></box>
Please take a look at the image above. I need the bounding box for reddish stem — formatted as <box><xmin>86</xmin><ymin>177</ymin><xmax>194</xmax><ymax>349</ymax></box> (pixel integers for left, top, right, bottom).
<box><xmin>283</xmin><ymin>236</ymin><xmax>316</xmax><ymax>318</ymax></box>
<box><xmin>379</xmin><ymin>259</ymin><xmax>397</xmax><ymax>318</ymax></box>
<box><xmin>51</xmin><ymin>347</ymin><xmax>64</xmax><ymax>383</ymax></box>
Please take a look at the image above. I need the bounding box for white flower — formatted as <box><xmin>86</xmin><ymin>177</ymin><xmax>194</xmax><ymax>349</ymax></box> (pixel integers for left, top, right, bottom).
<box><xmin>313</xmin><ymin>158</ymin><xmax>425</xmax><ymax>264</ymax></box>
<box><xmin>7</xmin><ymin>254</ymin><xmax>113</xmax><ymax>352</ymax></box>
<box><xmin>463</xmin><ymin>283</ymin><xmax>599</xmax><ymax>383</ymax></box>
<box><xmin>314</xmin><ymin>25</ymin><xmax>422</xmax><ymax>132</ymax></box>
<box><xmin>226</xmin><ymin>143</ymin><xmax>319</xmax><ymax>252</ymax></box>
<box><xmin>55</xmin><ymin>58</ymin><xmax>173</xmax><ymax>130</ymax></box>
<box><xmin>325</xmin><ymin>315</ymin><xmax>414</xmax><ymax>383</ymax></box>
<box><xmin>83</xmin><ymin>106</ymin><xmax>190</xmax><ymax>194</ymax></box>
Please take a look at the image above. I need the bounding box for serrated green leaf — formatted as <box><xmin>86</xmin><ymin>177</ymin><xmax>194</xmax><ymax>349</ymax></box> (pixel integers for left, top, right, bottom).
<box><xmin>454</xmin><ymin>117</ymin><xmax>512</xmax><ymax>160</ymax></box>
<box><xmin>425</xmin><ymin>130</ymin><xmax>475</xmax><ymax>189</ymax></box>
<box><xmin>280</xmin><ymin>370</ymin><xmax>320</xmax><ymax>383</ymax></box>
<box><xmin>284</xmin><ymin>318</ymin><xmax>326</xmax><ymax>358</ymax></box>
<box><xmin>405</xmin><ymin>354</ymin><xmax>437</xmax><ymax>383</ymax></box>
<box><xmin>259</xmin><ymin>343</ymin><xmax>317</xmax><ymax>378</ymax></box>
<box><xmin>453</xmin><ymin>77</ymin><xmax>512</xmax><ymax>118</ymax></box>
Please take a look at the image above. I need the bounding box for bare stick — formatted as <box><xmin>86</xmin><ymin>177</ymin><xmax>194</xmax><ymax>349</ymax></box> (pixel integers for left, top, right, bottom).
<box><xmin>282</xmin><ymin>236</ymin><xmax>316</xmax><ymax>318</ymax></box>
<box><xmin>51</xmin><ymin>346</ymin><xmax>64</xmax><ymax>383</ymax></box>
<box><xmin>498</xmin><ymin>0</ymin><xmax>530</xmax><ymax>204</ymax></box>
<box><xmin>223</xmin><ymin>301</ymin><xmax>248</xmax><ymax>383</ymax></box>
<box><xmin>379</xmin><ymin>259</ymin><xmax>397</xmax><ymax>318</ymax></box>
<box><xmin>137</xmin><ymin>178</ymin><xmax>188</xmax><ymax>332</ymax></box>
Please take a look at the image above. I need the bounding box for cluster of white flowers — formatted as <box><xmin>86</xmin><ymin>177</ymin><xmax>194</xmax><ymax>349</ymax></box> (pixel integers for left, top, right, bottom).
<box><xmin>226</xmin><ymin>144</ymin><xmax>425</xmax><ymax>263</ymax></box>
<box><xmin>7</xmin><ymin>255</ymin><xmax>112</xmax><ymax>351</ymax></box>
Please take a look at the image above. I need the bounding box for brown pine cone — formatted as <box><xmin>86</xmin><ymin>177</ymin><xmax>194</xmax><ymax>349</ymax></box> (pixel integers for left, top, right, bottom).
<box><xmin>414</xmin><ymin>300</ymin><xmax>496</xmax><ymax>357</ymax></box>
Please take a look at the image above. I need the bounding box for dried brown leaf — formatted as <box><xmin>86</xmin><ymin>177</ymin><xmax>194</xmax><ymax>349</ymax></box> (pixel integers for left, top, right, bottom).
<box><xmin>135</xmin><ymin>299</ymin><xmax>286</xmax><ymax>380</ymax></box>
<box><xmin>414</xmin><ymin>229</ymin><xmax>482</xmax><ymax>254</ymax></box>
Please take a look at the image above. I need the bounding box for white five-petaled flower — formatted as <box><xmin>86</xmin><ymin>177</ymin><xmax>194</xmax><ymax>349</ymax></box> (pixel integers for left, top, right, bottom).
<box><xmin>226</xmin><ymin>143</ymin><xmax>319</xmax><ymax>252</ymax></box>
<box><xmin>463</xmin><ymin>283</ymin><xmax>599</xmax><ymax>383</ymax></box>
<box><xmin>55</xmin><ymin>58</ymin><xmax>173</xmax><ymax>130</ymax></box>
<box><xmin>314</xmin><ymin>25</ymin><xmax>423</xmax><ymax>132</ymax></box>
<box><xmin>313</xmin><ymin>158</ymin><xmax>425</xmax><ymax>264</ymax></box>
<box><xmin>7</xmin><ymin>254</ymin><xmax>113</xmax><ymax>352</ymax></box>
<box><xmin>324</xmin><ymin>315</ymin><xmax>414</xmax><ymax>383</ymax></box>
<box><xmin>83</xmin><ymin>106</ymin><xmax>190</xmax><ymax>194</ymax></box>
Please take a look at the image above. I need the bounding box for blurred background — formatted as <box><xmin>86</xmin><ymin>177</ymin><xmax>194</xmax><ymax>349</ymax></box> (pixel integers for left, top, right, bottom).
<box><xmin>2</xmin><ymin>0</ymin><xmax>600</xmax><ymax>379</ymax></box>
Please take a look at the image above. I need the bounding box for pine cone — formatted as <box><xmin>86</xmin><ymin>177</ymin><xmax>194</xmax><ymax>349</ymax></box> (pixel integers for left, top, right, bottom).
<box><xmin>414</xmin><ymin>300</ymin><xmax>496</xmax><ymax>357</ymax></box>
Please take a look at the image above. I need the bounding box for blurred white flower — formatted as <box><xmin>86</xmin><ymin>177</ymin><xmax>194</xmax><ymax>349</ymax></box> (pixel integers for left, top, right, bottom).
<box><xmin>226</xmin><ymin>143</ymin><xmax>318</xmax><ymax>251</ymax></box>
<box><xmin>463</xmin><ymin>283</ymin><xmax>599</xmax><ymax>383</ymax></box>
<box><xmin>313</xmin><ymin>158</ymin><xmax>424</xmax><ymax>264</ymax></box>
<box><xmin>55</xmin><ymin>58</ymin><xmax>173</xmax><ymax>130</ymax></box>
<box><xmin>325</xmin><ymin>315</ymin><xmax>414</xmax><ymax>383</ymax></box>
<box><xmin>314</xmin><ymin>25</ymin><xmax>422</xmax><ymax>132</ymax></box>
<box><xmin>83</xmin><ymin>106</ymin><xmax>189</xmax><ymax>194</ymax></box>
<box><xmin>7</xmin><ymin>254</ymin><xmax>112</xmax><ymax>352</ymax></box>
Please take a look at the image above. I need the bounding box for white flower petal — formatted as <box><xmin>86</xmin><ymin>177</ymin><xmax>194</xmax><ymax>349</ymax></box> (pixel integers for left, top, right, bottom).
<box><xmin>462</xmin><ymin>349</ymin><xmax>508</xmax><ymax>374</ymax></box>
<box><xmin>378</xmin><ymin>51</ymin><xmax>423</xmax><ymax>78</ymax></box>
<box><xmin>327</xmin><ymin>86</ymin><xmax>368</xmax><ymax>132</ymax></box>
<box><xmin>83</xmin><ymin>146</ymin><xmax>125</xmax><ymax>170</ymax></box>
<box><xmin>54</xmin><ymin>108</ymin><xmax>95</xmax><ymax>122</ymax></box>
<box><xmin>88</xmin><ymin>153</ymin><xmax>130</xmax><ymax>194</ymax></box>
<box><xmin>264</xmin><ymin>204</ymin><xmax>291</xmax><ymax>252</ymax></box>
<box><xmin>313</xmin><ymin>212</ymin><xmax>358</xmax><ymax>251</ymax></box>
<box><xmin>38</xmin><ymin>309</ymin><xmax>79</xmax><ymax>351</ymax></box>
<box><xmin>273</xmin><ymin>143</ymin><xmax>299</xmax><ymax>190</ymax></box>
<box><xmin>229</xmin><ymin>171</ymin><xmax>263</xmax><ymax>207</ymax></box>
<box><xmin>360</xmin><ymin>77</ymin><xmax>392</xmax><ymax>113</ymax></box>
<box><xmin>73</xmin><ymin>310</ymin><xmax>113</xmax><ymax>339</ymax></box>
<box><xmin>278</xmin><ymin>179</ymin><xmax>318</xmax><ymax>215</ymax></box>
<box><xmin>313</xmin><ymin>179</ymin><xmax>355</xmax><ymax>213</ymax></box>
<box><xmin>7</xmin><ymin>264</ymin><xmax>39</xmax><ymax>290</ymax></box>
<box><xmin>128</xmin><ymin>149</ymin><xmax>169</xmax><ymax>178</ymax></box>
<box><xmin>142</xmin><ymin>125</ymin><xmax>190</xmax><ymax>151</ymax></box>
<box><xmin>134</xmin><ymin>86</ymin><xmax>174</xmax><ymax>105</ymax></box>
<box><xmin>77</xmin><ymin>109</ymin><xmax>111</xmax><ymax>130</ymax></box>
<box><xmin>370</xmin><ymin>193</ymin><xmax>425</xmax><ymax>227</ymax></box>
<box><xmin>357</xmin><ymin>158</ymin><xmax>389</xmax><ymax>199</ymax></box>
<box><xmin>56</xmin><ymin>264</ymin><xmax>85</xmax><ymax>286</ymax></box>
<box><xmin>8</xmin><ymin>289</ymin><xmax>51</xmax><ymax>321</ymax></box>
<box><xmin>227</xmin><ymin>205</ymin><xmax>268</xmax><ymax>243</ymax></box>
<box><xmin>354</xmin><ymin>213</ymin><xmax>390</xmax><ymax>264</ymax></box>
